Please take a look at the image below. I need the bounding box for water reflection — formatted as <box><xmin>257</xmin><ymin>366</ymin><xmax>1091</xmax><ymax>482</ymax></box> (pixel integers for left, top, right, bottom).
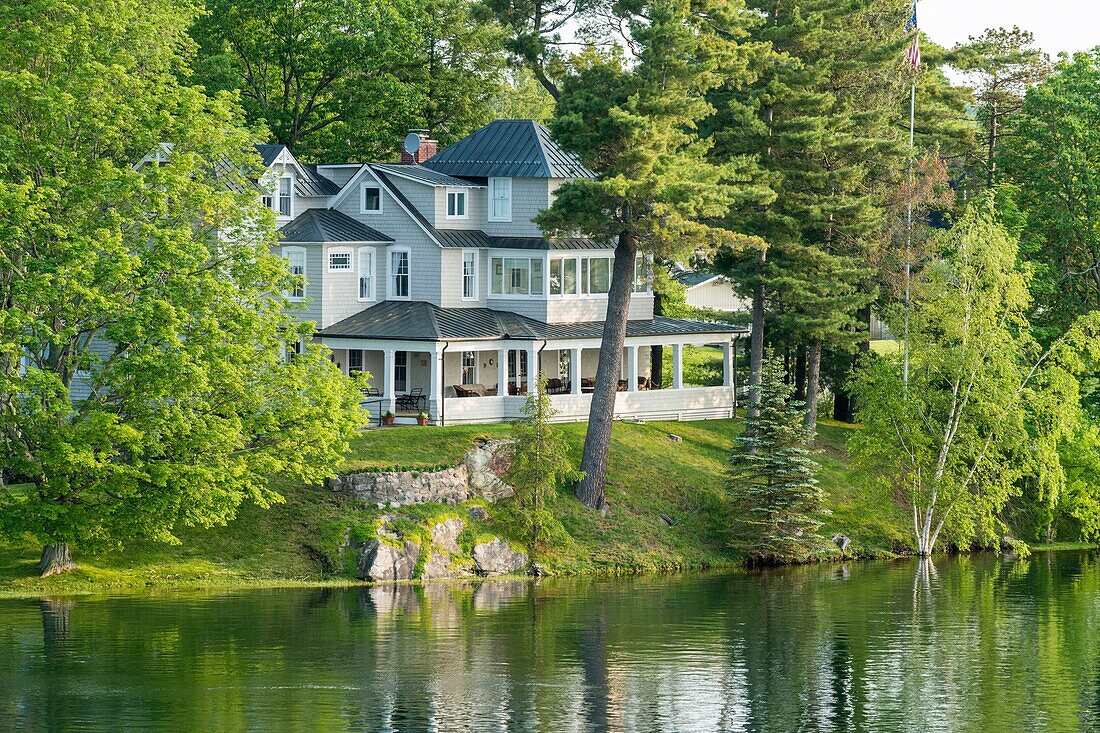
<box><xmin>1</xmin><ymin>552</ymin><xmax>1100</xmax><ymax>732</ymax></box>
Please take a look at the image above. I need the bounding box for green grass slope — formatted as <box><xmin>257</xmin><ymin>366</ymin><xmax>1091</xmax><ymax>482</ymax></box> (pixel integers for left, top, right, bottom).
<box><xmin>0</xmin><ymin>418</ymin><xmax>910</xmax><ymax>597</ymax></box>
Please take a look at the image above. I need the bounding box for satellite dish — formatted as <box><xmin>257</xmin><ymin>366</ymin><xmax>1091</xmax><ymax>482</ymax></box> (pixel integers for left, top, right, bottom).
<box><xmin>403</xmin><ymin>132</ymin><xmax>421</xmax><ymax>155</ymax></box>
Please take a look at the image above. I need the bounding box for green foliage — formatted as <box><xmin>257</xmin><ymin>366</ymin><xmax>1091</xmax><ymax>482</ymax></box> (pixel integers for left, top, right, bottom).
<box><xmin>851</xmin><ymin>194</ymin><xmax>1100</xmax><ymax>554</ymax></box>
<box><xmin>727</xmin><ymin>356</ymin><xmax>824</xmax><ymax>563</ymax></box>
<box><xmin>509</xmin><ymin>374</ymin><xmax>583</xmax><ymax>555</ymax></box>
<box><xmin>0</xmin><ymin>0</ymin><xmax>364</xmax><ymax>559</ymax></box>
<box><xmin>1000</xmin><ymin>51</ymin><xmax>1100</xmax><ymax>337</ymax></box>
<box><xmin>190</xmin><ymin>0</ymin><xmax>507</xmax><ymax>160</ymax></box>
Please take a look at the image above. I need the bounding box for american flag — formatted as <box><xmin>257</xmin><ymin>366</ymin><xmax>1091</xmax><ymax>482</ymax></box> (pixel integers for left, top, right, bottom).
<box><xmin>905</xmin><ymin>35</ymin><xmax>921</xmax><ymax>69</ymax></box>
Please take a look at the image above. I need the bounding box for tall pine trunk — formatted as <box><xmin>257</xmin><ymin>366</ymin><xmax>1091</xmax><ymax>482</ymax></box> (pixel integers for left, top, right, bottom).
<box><xmin>802</xmin><ymin>340</ymin><xmax>822</xmax><ymax>435</ymax></box>
<box><xmin>39</xmin><ymin>544</ymin><xmax>75</xmax><ymax>577</ymax></box>
<box><xmin>794</xmin><ymin>345</ymin><xmax>807</xmax><ymax>400</ymax></box>
<box><xmin>575</xmin><ymin>233</ymin><xmax>637</xmax><ymax>510</ymax></box>
<box><xmin>748</xmin><ymin>248</ymin><xmax>766</xmax><ymax>418</ymax></box>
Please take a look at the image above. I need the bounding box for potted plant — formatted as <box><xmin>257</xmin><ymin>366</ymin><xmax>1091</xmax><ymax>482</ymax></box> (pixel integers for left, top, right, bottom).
<box><xmin>416</xmin><ymin>411</ymin><xmax>430</xmax><ymax>426</ymax></box>
<box><xmin>381</xmin><ymin>410</ymin><xmax>395</xmax><ymax>426</ymax></box>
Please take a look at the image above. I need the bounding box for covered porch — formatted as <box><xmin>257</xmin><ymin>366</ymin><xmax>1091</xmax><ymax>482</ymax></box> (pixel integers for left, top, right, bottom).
<box><xmin>316</xmin><ymin>301</ymin><xmax>749</xmax><ymax>425</ymax></box>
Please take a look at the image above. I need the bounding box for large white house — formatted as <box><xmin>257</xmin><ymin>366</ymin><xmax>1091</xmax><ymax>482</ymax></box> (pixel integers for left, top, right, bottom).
<box><xmin>262</xmin><ymin>120</ymin><xmax>747</xmax><ymax>424</ymax></box>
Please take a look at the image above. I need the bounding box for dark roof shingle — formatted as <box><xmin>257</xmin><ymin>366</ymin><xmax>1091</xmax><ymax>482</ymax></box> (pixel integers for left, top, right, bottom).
<box><xmin>371</xmin><ymin>164</ymin><xmax>484</xmax><ymax>188</ymax></box>
<box><xmin>423</xmin><ymin>120</ymin><xmax>595</xmax><ymax>179</ymax></box>
<box><xmin>279</xmin><ymin>209</ymin><xmax>393</xmax><ymax>243</ymax></box>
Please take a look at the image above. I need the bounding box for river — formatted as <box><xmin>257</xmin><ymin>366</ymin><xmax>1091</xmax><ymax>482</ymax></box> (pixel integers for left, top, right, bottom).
<box><xmin>1</xmin><ymin>551</ymin><xmax>1099</xmax><ymax>732</ymax></box>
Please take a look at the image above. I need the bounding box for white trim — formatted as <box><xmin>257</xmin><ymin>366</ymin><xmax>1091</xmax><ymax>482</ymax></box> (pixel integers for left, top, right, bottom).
<box><xmin>357</xmin><ymin>246</ymin><xmax>376</xmax><ymax>301</ymax></box>
<box><xmin>360</xmin><ymin>184</ymin><xmax>383</xmax><ymax>215</ymax></box>
<box><xmin>487</xmin><ymin>177</ymin><xmax>512</xmax><ymax>222</ymax></box>
<box><xmin>446</xmin><ymin>188</ymin><xmax>468</xmax><ymax>220</ymax></box>
<box><xmin>489</xmin><ymin>254</ymin><xmax>546</xmax><ymax>299</ymax></box>
<box><xmin>388</xmin><ymin>246</ymin><xmax>412</xmax><ymax>300</ymax></box>
<box><xmin>276</xmin><ymin>174</ymin><xmax>294</xmax><ymax>219</ymax></box>
<box><xmin>327</xmin><ymin>247</ymin><xmax>353</xmax><ymax>272</ymax></box>
<box><xmin>281</xmin><ymin>246</ymin><xmax>307</xmax><ymax>302</ymax></box>
<box><xmin>461</xmin><ymin>249</ymin><xmax>479</xmax><ymax>301</ymax></box>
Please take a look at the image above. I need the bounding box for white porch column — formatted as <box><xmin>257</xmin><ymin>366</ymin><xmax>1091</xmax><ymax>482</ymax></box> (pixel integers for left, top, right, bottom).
<box><xmin>569</xmin><ymin>348</ymin><xmax>581</xmax><ymax>395</ymax></box>
<box><xmin>497</xmin><ymin>347</ymin><xmax>508</xmax><ymax>395</ymax></box>
<box><xmin>527</xmin><ymin>343</ymin><xmax>539</xmax><ymax>395</ymax></box>
<box><xmin>672</xmin><ymin>343</ymin><xmax>684</xmax><ymax>390</ymax></box>
<box><xmin>626</xmin><ymin>345</ymin><xmax>639</xmax><ymax>391</ymax></box>
<box><xmin>430</xmin><ymin>345</ymin><xmax>443</xmax><ymax>421</ymax></box>
<box><xmin>383</xmin><ymin>348</ymin><xmax>396</xmax><ymax>414</ymax></box>
<box><xmin>722</xmin><ymin>341</ymin><xmax>735</xmax><ymax>387</ymax></box>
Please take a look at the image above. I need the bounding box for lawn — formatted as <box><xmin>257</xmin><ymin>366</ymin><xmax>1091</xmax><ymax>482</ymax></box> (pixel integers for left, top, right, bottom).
<box><xmin>0</xmin><ymin>417</ymin><xmax>911</xmax><ymax>597</ymax></box>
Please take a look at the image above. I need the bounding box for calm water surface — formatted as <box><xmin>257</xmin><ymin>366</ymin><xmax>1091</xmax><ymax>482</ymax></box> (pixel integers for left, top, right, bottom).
<box><xmin>2</xmin><ymin>551</ymin><xmax>1100</xmax><ymax>732</ymax></box>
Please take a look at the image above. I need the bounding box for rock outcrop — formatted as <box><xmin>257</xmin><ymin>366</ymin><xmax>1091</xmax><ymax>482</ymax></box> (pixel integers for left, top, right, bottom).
<box><xmin>421</xmin><ymin>517</ymin><xmax>475</xmax><ymax>580</ymax></box>
<box><xmin>356</xmin><ymin>539</ymin><xmax>421</xmax><ymax>581</ymax></box>
<box><xmin>472</xmin><ymin>539</ymin><xmax>528</xmax><ymax>576</ymax></box>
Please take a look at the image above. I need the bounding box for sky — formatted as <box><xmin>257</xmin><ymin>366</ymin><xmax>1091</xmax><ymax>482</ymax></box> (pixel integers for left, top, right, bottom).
<box><xmin>919</xmin><ymin>0</ymin><xmax>1100</xmax><ymax>56</ymax></box>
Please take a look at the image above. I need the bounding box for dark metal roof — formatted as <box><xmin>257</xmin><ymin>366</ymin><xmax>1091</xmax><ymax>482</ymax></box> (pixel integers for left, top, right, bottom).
<box><xmin>423</xmin><ymin>120</ymin><xmax>595</xmax><ymax>179</ymax></box>
<box><xmin>279</xmin><ymin>208</ymin><xmax>393</xmax><ymax>243</ymax></box>
<box><xmin>433</xmin><ymin>229</ymin><xmax>609</xmax><ymax>251</ymax></box>
<box><xmin>318</xmin><ymin>301</ymin><xmax>747</xmax><ymax>342</ymax></box>
<box><xmin>255</xmin><ymin>144</ymin><xmax>285</xmax><ymax>166</ymax></box>
<box><xmin>298</xmin><ymin>165</ymin><xmax>342</xmax><ymax>196</ymax></box>
<box><xmin>371</xmin><ymin>164</ymin><xmax>483</xmax><ymax>188</ymax></box>
<box><xmin>673</xmin><ymin>270</ymin><xmax>723</xmax><ymax>288</ymax></box>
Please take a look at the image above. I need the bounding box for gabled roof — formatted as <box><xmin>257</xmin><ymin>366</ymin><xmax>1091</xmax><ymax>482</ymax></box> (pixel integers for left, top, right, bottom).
<box><xmin>255</xmin><ymin>144</ymin><xmax>287</xmax><ymax>167</ymax></box>
<box><xmin>423</xmin><ymin>120</ymin><xmax>595</xmax><ymax>179</ymax></box>
<box><xmin>673</xmin><ymin>270</ymin><xmax>724</xmax><ymax>289</ymax></box>
<box><xmin>279</xmin><ymin>208</ymin><xmax>393</xmax><ymax>244</ymax></box>
<box><xmin>433</xmin><ymin>229</ymin><xmax>609</xmax><ymax>251</ymax></box>
<box><xmin>318</xmin><ymin>301</ymin><xmax>747</xmax><ymax>342</ymax></box>
<box><xmin>371</xmin><ymin>164</ymin><xmax>484</xmax><ymax>188</ymax></box>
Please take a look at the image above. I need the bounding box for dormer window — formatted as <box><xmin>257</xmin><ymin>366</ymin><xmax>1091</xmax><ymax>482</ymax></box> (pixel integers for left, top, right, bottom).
<box><xmin>488</xmin><ymin>178</ymin><xmax>511</xmax><ymax>222</ymax></box>
<box><xmin>277</xmin><ymin>175</ymin><xmax>292</xmax><ymax>217</ymax></box>
<box><xmin>361</xmin><ymin>185</ymin><xmax>382</xmax><ymax>214</ymax></box>
<box><xmin>446</xmin><ymin>189</ymin><xmax>467</xmax><ymax>219</ymax></box>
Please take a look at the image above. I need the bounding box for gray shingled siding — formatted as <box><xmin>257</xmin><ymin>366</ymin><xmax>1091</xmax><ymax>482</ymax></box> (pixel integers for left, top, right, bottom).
<box><xmin>387</xmin><ymin>175</ymin><xmax>436</xmax><ymax>221</ymax></box>
<box><xmin>546</xmin><ymin>294</ymin><xmax>654</xmax><ymax>323</ymax></box>
<box><xmin>438</xmin><ymin>248</ymin><xmax>470</xmax><ymax>307</ymax></box>
<box><xmin>69</xmin><ymin>335</ymin><xmax>115</xmax><ymax>402</ymax></box>
<box><xmin>332</xmin><ymin>174</ymin><xmax>443</xmax><ymax>306</ymax></box>
<box><xmin>315</xmin><ymin>165</ymin><xmax>360</xmax><ymax>188</ymax></box>
<box><xmin>277</xmin><ymin>243</ymin><xmax>324</xmax><ymax>327</ymax></box>
<box><xmin>320</xmin><ymin>243</ymin><xmax>370</xmax><ymax>328</ymax></box>
<box><xmin>482</xmin><ymin>178</ymin><xmax>548</xmax><ymax>238</ymax></box>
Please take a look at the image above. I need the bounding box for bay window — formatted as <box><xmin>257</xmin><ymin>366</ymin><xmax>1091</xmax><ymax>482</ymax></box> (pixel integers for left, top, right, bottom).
<box><xmin>491</xmin><ymin>256</ymin><xmax>544</xmax><ymax>297</ymax></box>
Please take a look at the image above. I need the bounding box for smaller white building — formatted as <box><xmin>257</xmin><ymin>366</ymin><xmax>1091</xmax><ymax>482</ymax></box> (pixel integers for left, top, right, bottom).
<box><xmin>673</xmin><ymin>270</ymin><xmax>749</xmax><ymax>313</ymax></box>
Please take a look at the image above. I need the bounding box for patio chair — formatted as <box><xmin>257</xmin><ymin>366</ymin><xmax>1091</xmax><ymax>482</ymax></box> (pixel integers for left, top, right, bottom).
<box><xmin>396</xmin><ymin>387</ymin><xmax>425</xmax><ymax>412</ymax></box>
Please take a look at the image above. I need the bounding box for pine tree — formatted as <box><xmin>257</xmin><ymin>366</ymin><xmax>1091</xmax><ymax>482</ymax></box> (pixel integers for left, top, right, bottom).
<box><xmin>508</xmin><ymin>373</ymin><xmax>582</xmax><ymax>555</ymax></box>
<box><xmin>727</xmin><ymin>355</ymin><xmax>824</xmax><ymax>564</ymax></box>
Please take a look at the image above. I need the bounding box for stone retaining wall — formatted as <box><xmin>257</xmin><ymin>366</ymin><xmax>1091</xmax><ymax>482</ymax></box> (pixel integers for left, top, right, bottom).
<box><xmin>327</xmin><ymin>439</ymin><xmax>515</xmax><ymax>507</ymax></box>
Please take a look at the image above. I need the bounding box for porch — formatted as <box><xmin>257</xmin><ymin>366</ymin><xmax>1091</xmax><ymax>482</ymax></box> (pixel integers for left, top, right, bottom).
<box><xmin>316</xmin><ymin>301</ymin><xmax>749</xmax><ymax>426</ymax></box>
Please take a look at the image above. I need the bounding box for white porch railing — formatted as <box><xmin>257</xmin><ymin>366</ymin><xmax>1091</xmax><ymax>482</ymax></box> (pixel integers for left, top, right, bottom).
<box><xmin>440</xmin><ymin>386</ymin><xmax>736</xmax><ymax>425</ymax></box>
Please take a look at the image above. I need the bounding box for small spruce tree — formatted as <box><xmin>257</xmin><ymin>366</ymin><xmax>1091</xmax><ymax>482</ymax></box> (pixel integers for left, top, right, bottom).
<box><xmin>508</xmin><ymin>374</ymin><xmax>583</xmax><ymax>556</ymax></box>
<box><xmin>728</xmin><ymin>356</ymin><xmax>824</xmax><ymax>564</ymax></box>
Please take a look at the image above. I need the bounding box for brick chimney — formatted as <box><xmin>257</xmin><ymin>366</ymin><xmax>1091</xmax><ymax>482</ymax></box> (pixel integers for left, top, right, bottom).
<box><xmin>400</xmin><ymin>129</ymin><xmax>438</xmax><ymax>165</ymax></box>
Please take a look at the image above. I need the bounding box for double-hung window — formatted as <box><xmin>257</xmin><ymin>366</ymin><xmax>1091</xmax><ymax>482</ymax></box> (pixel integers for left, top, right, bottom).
<box><xmin>328</xmin><ymin>248</ymin><xmax>352</xmax><ymax>271</ymax></box>
<box><xmin>390</xmin><ymin>249</ymin><xmax>410</xmax><ymax>299</ymax></box>
<box><xmin>461</xmin><ymin>351</ymin><xmax>477</xmax><ymax>385</ymax></box>
<box><xmin>357</xmin><ymin>247</ymin><xmax>375</xmax><ymax>300</ymax></box>
<box><xmin>462</xmin><ymin>251</ymin><xmax>477</xmax><ymax>300</ymax></box>
<box><xmin>277</xmin><ymin>176</ymin><xmax>293</xmax><ymax>217</ymax></box>
<box><xmin>446</xmin><ymin>189</ymin><xmax>467</xmax><ymax>218</ymax></box>
<box><xmin>490</xmin><ymin>256</ymin><xmax>544</xmax><ymax>297</ymax></box>
<box><xmin>394</xmin><ymin>351</ymin><xmax>408</xmax><ymax>392</ymax></box>
<box><xmin>488</xmin><ymin>178</ymin><xmax>511</xmax><ymax>222</ymax></box>
<box><xmin>282</xmin><ymin>247</ymin><xmax>306</xmax><ymax>301</ymax></box>
<box><xmin>348</xmin><ymin>349</ymin><xmax>364</xmax><ymax>375</ymax></box>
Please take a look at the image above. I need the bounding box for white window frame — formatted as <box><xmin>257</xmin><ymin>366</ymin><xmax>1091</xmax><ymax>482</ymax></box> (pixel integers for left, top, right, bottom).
<box><xmin>579</xmin><ymin>255</ymin><xmax>612</xmax><ymax>297</ymax></box>
<box><xmin>276</xmin><ymin>175</ymin><xmax>293</xmax><ymax>218</ymax></box>
<box><xmin>394</xmin><ymin>350</ymin><xmax>408</xmax><ymax>392</ymax></box>
<box><xmin>357</xmin><ymin>247</ymin><xmax>375</xmax><ymax>301</ymax></box>
<box><xmin>282</xmin><ymin>246</ymin><xmax>306</xmax><ymax>302</ymax></box>
<box><xmin>327</xmin><ymin>247</ymin><xmax>353</xmax><ymax>272</ymax></box>
<box><xmin>446</xmin><ymin>188</ymin><xmax>468</xmax><ymax>219</ymax></box>
<box><xmin>348</xmin><ymin>349</ymin><xmax>364</xmax><ymax>375</ymax></box>
<box><xmin>489</xmin><ymin>254</ymin><xmax>546</xmax><ymax>299</ymax></box>
<box><xmin>461</xmin><ymin>351</ymin><xmax>477</xmax><ymax>385</ymax></box>
<box><xmin>360</xmin><ymin>185</ymin><xmax>383</xmax><ymax>214</ymax></box>
<box><xmin>461</xmin><ymin>250</ymin><xmax>478</xmax><ymax>301</ymax></box>
<box><xmin>389</xmin><ymin>247</ymin><xmax>411</xmax><ymax>300</ymax></box>
<box><xmin>549</xmin><ymin>256</ymin><xmax>580</xmax><ymax>298</ymax></box>
<box><xmin>633</xmin><ymin>255</ymin><xmax>653</xmax><ymax>293</ymax></box>
<box><xmin>488</xmin><ymin>177</ymin><xmax>512</xmax><ymax>222</ymax></box>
